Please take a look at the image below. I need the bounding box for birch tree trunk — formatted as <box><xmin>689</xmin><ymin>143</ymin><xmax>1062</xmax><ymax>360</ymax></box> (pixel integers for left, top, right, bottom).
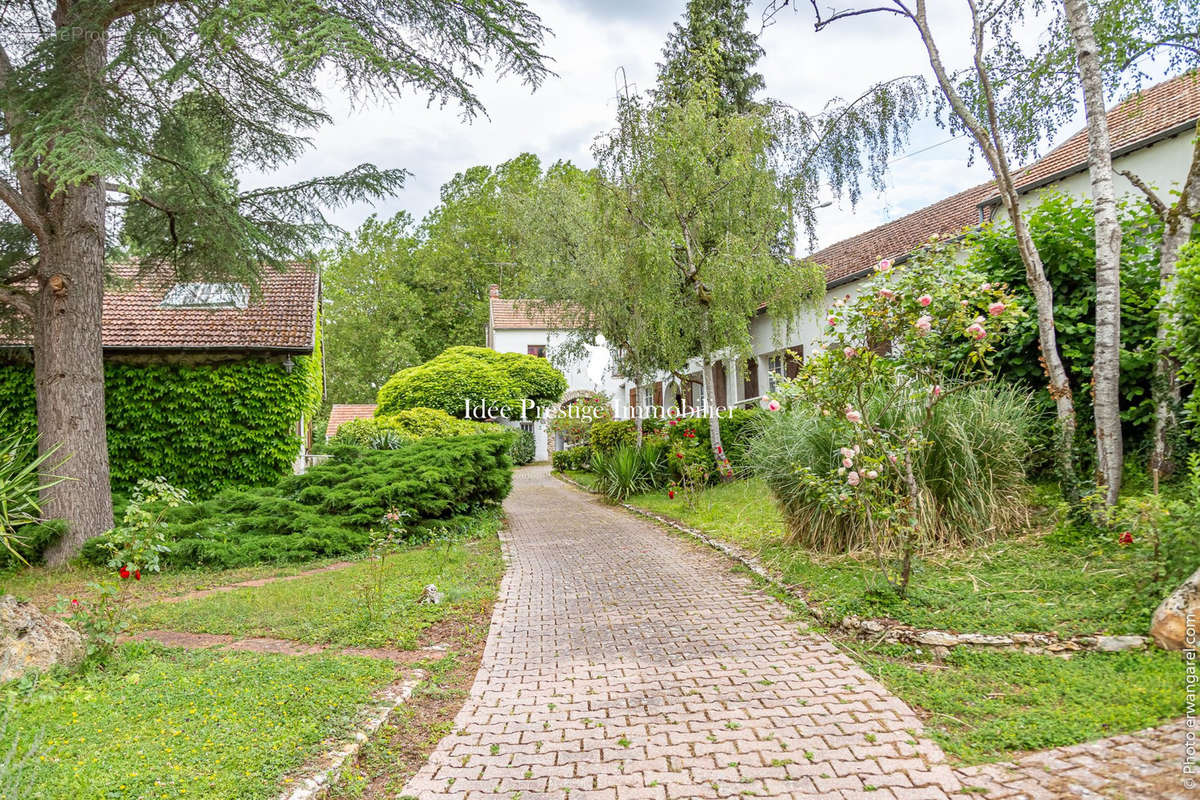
<box><xmin>1128</xmin><ymin>127</ymin><xmax>1200</xmax><ymax>482</ymax></box>
<box><xmin>701</xmin><ymin>357</ymin><xmax>729</xmax><ymax>481</ymax></box>
<box><xmin>912</xmin><ymin>0</ymin><xmax>1078</xmax><ymax>495</ymax></box>
<box><xmin>1064</xmin><ymin>0</ymin><xmax>1123</xmax><ymax>505</ymax></box>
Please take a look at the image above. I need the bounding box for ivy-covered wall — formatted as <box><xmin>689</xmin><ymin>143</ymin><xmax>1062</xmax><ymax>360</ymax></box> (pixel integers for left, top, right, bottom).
<box><xmin>0</xmin><ymin>354</ymin><xmax>322</xmax><ymax>497</ymax></box>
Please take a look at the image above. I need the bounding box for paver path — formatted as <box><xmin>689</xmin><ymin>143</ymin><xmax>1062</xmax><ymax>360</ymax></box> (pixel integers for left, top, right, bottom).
<box><xmin>403</xmin><ymin>466</ymin><xmax>959</xmax><ymax>799</ymax></box>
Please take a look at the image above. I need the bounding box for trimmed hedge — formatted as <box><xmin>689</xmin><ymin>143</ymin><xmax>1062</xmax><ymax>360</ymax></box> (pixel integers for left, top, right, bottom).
<box><xmin>589</xmin><ymin>409</ymin><xmax>763</xmax><ymax>473</ymax></box>
<box><xmin>376</xmin><ymin>346</ymin><xmax>566</xmax><ymax>419</ymax></box>
<box><xmin>83</xmin><ymin>432</ymin><xmax>516</xmax><ymax>569</ymax></box>
<box><xmin>330</xmin><ymin>407</ymin><xmax>490</xmax><ymax>446</ymax></box>
<box><xmin>552</xmin><ymin>445</ymin><xmax>592</xmax><ymax>472</ymax></box>
<box><xmin>0</xmin><ymin>357</ymin><xmax>321</xmax><ymax>496</ymax></box>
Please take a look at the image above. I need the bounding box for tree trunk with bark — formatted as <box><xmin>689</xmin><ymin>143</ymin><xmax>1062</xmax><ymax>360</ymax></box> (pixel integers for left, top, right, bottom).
<box><xmin>1123</xmin><ymin>125</ymin><xmax>1200</xmax><ymax>482</ymax></box>
<box><xmin>909</xmin><ymin>0</ymin><xmax>1078</xmax><ymax>496</ymax></box>
<box><xmin>1064</xmin><ymin>0</ymin><xmax>1124</xmax><ymax>506</ymax></box>
<box><xmin>37</xmin><ymin>178</ymin><xmax>114</xmax><ymax>565</ymax></box>
<box><xmin>701</xmin><ymin>357</ymin><xmax>730</xmax><ymax>481</ymax></box>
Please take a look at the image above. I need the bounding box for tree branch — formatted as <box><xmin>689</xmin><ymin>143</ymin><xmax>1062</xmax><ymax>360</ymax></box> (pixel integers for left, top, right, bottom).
<box><xmin>0</xmin><ymin>283</ymin><xmax>33</xmax><ymax>318</ymax></box>
<box><xmin>0</xmin><ymin>176</ymin><xmax>44</xmax><ymax>239</ymax></box>
<box><xmin>1118</xmin><ymin>169</ymin><xmax>1168</xmax><ymax>218</ymax></box>
<box><xmin>808</xmin><ymin>0</ymin><xmax>912</xmax><ymax>30</ymax></box>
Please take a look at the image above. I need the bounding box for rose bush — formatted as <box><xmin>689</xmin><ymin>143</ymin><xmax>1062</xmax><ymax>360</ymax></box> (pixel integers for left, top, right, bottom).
<box><xmin>751</xmin><ymin>249</ymin><xmax>1034</xmax><ymax>595</ymax></box>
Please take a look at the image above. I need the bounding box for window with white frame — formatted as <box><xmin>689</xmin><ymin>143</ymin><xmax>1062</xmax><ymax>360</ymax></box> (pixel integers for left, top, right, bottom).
<box><xmin>766</xmin><ymin>353</ymin><xmax>786</xmax><ymax>392</ymax></box>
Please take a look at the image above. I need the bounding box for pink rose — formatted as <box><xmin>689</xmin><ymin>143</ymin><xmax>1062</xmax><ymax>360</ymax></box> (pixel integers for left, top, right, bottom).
<box><xmin>842</xmin><ymin>457</ymin><xmax>854</xmax><ymax>468</ymax></box>
<box><xmin>988</xmin><ymin>301</ymin><xmax>1005</xmax><ymax>316</ymax></box>
<box><xmin>878</xmin><ymin>289</ymin><xmax>895</xmax><ymax>300</ymax></box>
<box><xmin>843</xmin><ymin>346</ymin><xmax>857</xmax><ymax>359</ymax></box>
<box><xmin>915</xmin><ymin>316</ymin><xmax>932</xmax><ymax>335</ymax></box>
<box><xmin>931</xmin><ymin>384</ymin><xmax>943</xmax><ymax>399</ymax></box>
<box><xmin>827</xmin><ymin>316</ymin><xmax>837</xmax><ymax>326</ymax></box>
<box><xmin>840</xmin><ymin>447</ymin><xmax>855</xmax><ymax>458</ymax></box>
<box><xmin>981</xmin><ymin>282</ymin><xmax>992</xmax><ymax>291</ymax></box>
<box><xmin>766</xmin><ymin>399</ymin><xmax>781</xmax><ymax>412</ymax></box>
<box><xmin>845</xmin><ymin>408</ymin><xmax>862</xmax><ymax>424</ymax></box>
<box><xmin>847</xmin><ymin>471</ymin><xmax>861</xmax><ymax>486</ymax></box>
<box><xmin>865</xmin><ymin>470</ymin><xmax>878</xmax><ymax>480</ymax></box>
<box><xmin>966</xmin><ymin>322</ymin><xmax>986</xmax><ymax>340</ymax></box>
<box><xmin>918</xmin><ymin>294</ymin><xmax>932</xmax><ymax>307</ymax></box>
<box><xmin>877</xmin><ymin>258</ymin><xmax>892</xmax><ymax>272</ymax></box>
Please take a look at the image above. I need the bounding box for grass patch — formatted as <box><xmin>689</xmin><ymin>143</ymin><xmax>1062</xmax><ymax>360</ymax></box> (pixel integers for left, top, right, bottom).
<box><xmin>130</xmin><ymin>528</ymin><xmax>504</xmax><ymax>650</ymax></box>
<box><xmin>624</xmin><ymin>478</ymin><xmax>1158</xmax><ymax>636</ymax></box>
<box><xmin>1</xmin><ymin>643</ymin><xmax>397</xmax><ymax>800</ymax></box>
<box><xmin>1</xmin><ymin>557</ymin><xmax>357</xmax><ymax>614</ymax></box>
<box><xmin>845</xmin><ymin>641</ymin><xmax>1184</xmax><ymax>763</ymax></box>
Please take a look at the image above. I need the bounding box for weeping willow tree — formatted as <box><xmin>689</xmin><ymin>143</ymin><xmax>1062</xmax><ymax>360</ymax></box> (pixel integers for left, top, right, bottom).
<box><xmin>0</xmin><ymin>0</ymin><xmax>550</xmax><ymax>562</ymax></box>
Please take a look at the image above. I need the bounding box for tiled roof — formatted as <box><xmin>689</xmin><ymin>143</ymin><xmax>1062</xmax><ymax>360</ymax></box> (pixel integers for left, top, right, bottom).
<box><xmin>325</xmin><ymin>404</ymin><xmax>377</xmax><ymax>439</ymax></box>
<box><xmin>1</xmin><ymin>264</ymin><xmax>319</xmax><ymax>351</ymax></box>
<box><xmin>810</xmin><ymin>71</ymin><xmax>1200</xmax><ymax>286</ymax></box>
<box><xmin>490</xmin><ymin>297</ymin><xmax>579</xmax><ymax>330</ymax></box>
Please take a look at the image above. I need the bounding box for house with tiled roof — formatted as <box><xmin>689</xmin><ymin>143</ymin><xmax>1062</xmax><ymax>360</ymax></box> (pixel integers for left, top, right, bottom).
<box><xmin>326</xmin><ymin>404</ymin><xmax>377</xmax><ymax>440</ymax></box>
<box><xmin>641</xmin><ymin>70</ymin><xmax>1200</xmax><ymax>412</ymax></box>
<box><xmin>485</xmin><ymin>286</ymin><xmax>625</xmax><ymax>459</ymax></box>
<box><xmin>0</xmin><ymin>264</ymin><xmax>325</xmax><ymax>484</ymax></box>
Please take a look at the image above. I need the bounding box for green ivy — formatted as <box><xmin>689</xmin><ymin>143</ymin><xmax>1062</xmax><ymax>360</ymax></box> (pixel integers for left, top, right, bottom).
<box><xmin>0</xmin><ymin>357</ymin><xmax>320</xmax><ymax>497</ymax></box>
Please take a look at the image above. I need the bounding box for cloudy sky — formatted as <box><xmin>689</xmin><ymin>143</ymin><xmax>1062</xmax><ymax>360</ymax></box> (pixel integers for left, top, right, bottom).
<box><xmin>272</xmin><ymin>0</ymin><xmax>1074</xmax><ymax>254</ymax></box>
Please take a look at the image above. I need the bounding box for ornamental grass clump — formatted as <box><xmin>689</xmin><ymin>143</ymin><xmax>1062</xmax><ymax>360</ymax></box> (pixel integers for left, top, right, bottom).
<box><xmin>748</xmin><ymin>248</ymin><xmax>1036</xmax><ymax>596</ymax></box>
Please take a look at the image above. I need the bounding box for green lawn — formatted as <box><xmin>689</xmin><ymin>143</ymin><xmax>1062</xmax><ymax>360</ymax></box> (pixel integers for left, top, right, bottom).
<box><xmin>1</xmin><ymin>556</ymin><xmax>358</xmax><ymax>615</ymax></box>
<box><xmin>623</xmin><ymin>477</ymin><xmax>1157</xmax><ymax>636</ymax></box>
<box><xmin>846</xmin><ymin>642</ymin><xmax>1184</xmax><ymax>763</ymax></box>
<box><xmin>130</xmin><ymin>528</ymin><xmax>504</xmax><ymax>650</ymax></box>
<box><xmin>0</xmin><ymin>643</ymin><xmax>397</xmax><ymax>800</ymax></box>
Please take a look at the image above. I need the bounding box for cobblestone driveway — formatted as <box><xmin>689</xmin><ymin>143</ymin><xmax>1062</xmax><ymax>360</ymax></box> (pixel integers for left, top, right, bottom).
<box><xmin>403</xmin><ymin>466</ymin><xmax>963</xmax><ymax>799</ymax></box>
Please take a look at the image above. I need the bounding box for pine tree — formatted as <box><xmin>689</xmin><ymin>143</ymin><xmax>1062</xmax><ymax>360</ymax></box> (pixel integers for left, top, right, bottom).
<box><xmin>0</xmin><ymin>0</ymin><xmax>550</xmax><ymax>562</ymax></box>
<box><xmin>654</xmin><ymin>0</ymin><xmax>766</xmax><ymax>114</ymax></box>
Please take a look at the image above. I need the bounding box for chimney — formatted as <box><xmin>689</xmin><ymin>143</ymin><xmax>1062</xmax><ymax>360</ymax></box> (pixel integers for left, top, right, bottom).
<box><xmin>488</xmin><ymin>284</ymin><xmax>500</xmax><ymax>299</ymax></box>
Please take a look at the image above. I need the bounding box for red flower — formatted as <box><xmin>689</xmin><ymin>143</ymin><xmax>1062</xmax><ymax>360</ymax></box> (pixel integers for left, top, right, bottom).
<box><xmin>134</xmin><ymin>570</ymin><xmax>141</xmax><ymax>581</ymax></box>
<box><xmin>668</xmin><ymin>419</ymin><xmax>678</xmax><ymax>426</ymax></box>
<box><xmin>716</xmin><ymin>445</ymin><xmax>723</xmax><ymax>454</ymax></box>
<box><xmin>668</xmin><ymin>490</ymin><xmax>676</xmax><ymax>499</ymax></box>
<box><xmin>70</xmin><ymin>598</ymin><xmax>79</xmax><ymax>607</ymax></box>
<box><xmin>675</xmin><ymin>452</ymin><xmax>684</xmax><ymax>459</ymax></box>
<box><xmin>119</xmin><ymin>567</ymin><xmax>131</xmax><ymax>579</ymax></box>
<box><xmin>1118</xmin><ymin>531</ymin><xmax>1133</xmax><ymax>546</ymax></box>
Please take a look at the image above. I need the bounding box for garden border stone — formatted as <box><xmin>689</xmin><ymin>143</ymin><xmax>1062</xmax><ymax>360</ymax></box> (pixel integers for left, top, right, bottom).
<box><xmin>553</xmin><ymin>472</ymin><xmax>1151</xmax><ymax>655</ymax></box>
<box><xmin>278</xmin><ymin>670</ymin><xmax>424</xmax><ymax>800</ymax></box>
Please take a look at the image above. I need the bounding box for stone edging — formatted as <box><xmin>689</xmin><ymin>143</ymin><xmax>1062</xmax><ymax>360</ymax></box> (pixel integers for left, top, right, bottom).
<box><xmin>278</xmin><ymin>671</ymin><xmax>425</xmax><ymax>800</ymax></box>
<box><xmin>552</xmin><ymin>472</ymin><xmax>1151</xmax><ymax>656</ymax></box>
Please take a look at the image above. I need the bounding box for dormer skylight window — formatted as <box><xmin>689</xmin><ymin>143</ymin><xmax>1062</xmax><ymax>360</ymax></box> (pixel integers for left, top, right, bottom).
<box><xmin>160</xmin><ymin>282</ymin><xmax>249</xmax><ymax>309</ymax></box>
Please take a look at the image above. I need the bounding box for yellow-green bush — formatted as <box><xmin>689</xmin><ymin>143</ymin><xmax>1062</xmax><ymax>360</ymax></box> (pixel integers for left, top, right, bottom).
<box><xmin>331</xmin><ymin>407</ymin><xmax>489</xmax><ymax>446</ymax></box>
<box><xmin>376</xmin><ymin>346</ymin><xmax>566</xmax><ymax>418</ymax></box>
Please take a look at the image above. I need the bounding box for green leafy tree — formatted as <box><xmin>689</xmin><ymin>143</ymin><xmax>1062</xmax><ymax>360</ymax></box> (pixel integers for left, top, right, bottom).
<box><xmin>323</xmin><ymin>212</ymin><xmax>430</xmax><ymax>404</ymax></box>
<box><xmin>0</xmin><ymin>0</ymin><xmax>550</xmax><ymax>560</ymax></box>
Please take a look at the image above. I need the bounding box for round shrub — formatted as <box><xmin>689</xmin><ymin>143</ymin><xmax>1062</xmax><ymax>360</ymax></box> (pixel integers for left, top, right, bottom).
<box><xmin>376</xmin><ymin>346</ymin><xmax>566</xmax><ymax>418</ymax></box>
<box><xmin>552</xmin><ymin>445</ymin><xmax>592</xmax><ymax>472</ymax></box>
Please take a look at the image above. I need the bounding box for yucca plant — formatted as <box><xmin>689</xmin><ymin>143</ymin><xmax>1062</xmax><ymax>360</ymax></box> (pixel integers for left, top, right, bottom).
<box><xmin>591</xmin><ymin>445</ymin><xmax>653</xmax><ymax>501</ymax></box>
<box><xmin>0</xmin><ymin>431</ymin><xmax>67</xmax><ymax>565</ymax></box>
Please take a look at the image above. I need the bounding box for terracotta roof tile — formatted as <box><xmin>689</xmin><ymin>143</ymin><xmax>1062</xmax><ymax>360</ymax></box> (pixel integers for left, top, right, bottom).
<box><xmin>490</xmin><ymin>297</ymin><xmax>578</xmax><ymax>330</ymax></box>
<box><xmin>1</xmin><ymin>264</ymin><xmax>319</xmax><ymax>351</ymax></box>
<box><xmin>325</xmin><ymin>404</ymin><xmax>377</xmax><ymax>439</ymax></box>
<box><xmin>810</xmin><ymin>71</ymin><xmax>1200</xmax><ymax>286</ymax></box>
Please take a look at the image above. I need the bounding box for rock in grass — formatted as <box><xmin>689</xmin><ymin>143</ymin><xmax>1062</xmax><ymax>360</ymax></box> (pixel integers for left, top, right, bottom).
<box><xmin>420</xmin><ymin>584</ymin><xmax>443</xmax><ymax>605</ymax></box>
<box><xmin>1151</xmin><ymin>567</ymin><xmax>1200</xmax><ymax>651</ymax></box>
<box><xmin>0</xmin><ymin>595</ymin><xmax>85</xmax><ymax>682</ymax></box>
